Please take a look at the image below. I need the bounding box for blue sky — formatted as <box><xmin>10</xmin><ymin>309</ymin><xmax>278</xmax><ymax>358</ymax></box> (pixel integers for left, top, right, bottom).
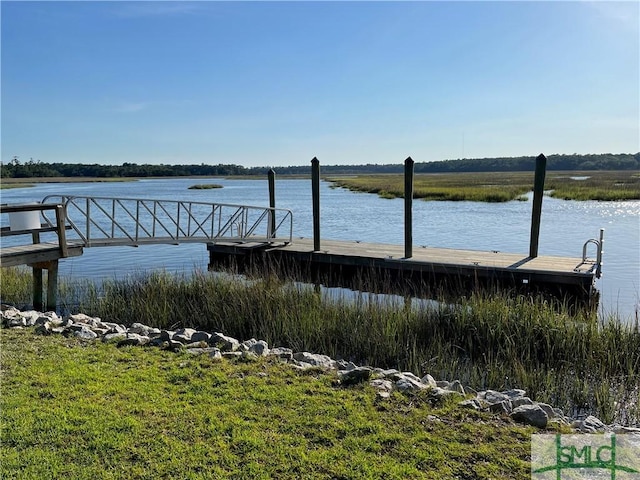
<box><xmin>1</xmin><ymin>1</ymin><xmax>638</xmax><ymax>167</ymax></box>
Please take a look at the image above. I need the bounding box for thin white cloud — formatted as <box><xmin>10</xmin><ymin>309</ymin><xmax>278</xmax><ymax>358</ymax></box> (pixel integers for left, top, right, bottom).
<box><xmin>111</xmin><ymin>102</ymin><xmax>149</xmax><ymax>113</ymax></box>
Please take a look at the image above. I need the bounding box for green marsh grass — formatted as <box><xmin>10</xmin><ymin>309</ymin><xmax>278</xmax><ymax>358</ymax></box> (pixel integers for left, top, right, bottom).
<box><xmin>188</xmin><ymin>184</ymin><xmax>223</xmax><ymax>190</ymax></box>
<box><xmin>1</xmin><ymin>266</ymin><xmax>637</xmax><ymax>425</ymax></box>
<box><xmin>328</xmin><ymin>171</ymin><xmax>640</xmax><ymax>202</ymax></box>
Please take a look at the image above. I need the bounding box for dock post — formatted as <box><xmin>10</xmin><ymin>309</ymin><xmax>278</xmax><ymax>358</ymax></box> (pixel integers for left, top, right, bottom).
<box><xmin>404</xmin><ymin>156</ymin><xmax>414</xmax><ymax>258</ymax></box>
<box><xmin>311</xmin><ymin>157</ymin><xmax>321</xmax><ymax>251</ymax></box>
<box><xmin>32</xmin><ymin>267</ymin><xmax>44</xmax><ymax>311</ymax></box>
<box><xmin>268</xmin><ymin>169</ymin><xmax>276</xmax><ymax>237</ymax></box>
<box><xmin>46</xmin><ymin>261</ymin><xmax>59</xmax><ymax>311</ymax></box>
<box><xmin>529</xmin><ymin>153</ymin><xmax>547</xmax><ymax>258</ymax></box>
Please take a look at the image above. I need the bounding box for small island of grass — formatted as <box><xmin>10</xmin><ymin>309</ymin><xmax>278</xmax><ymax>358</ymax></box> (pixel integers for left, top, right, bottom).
<box><xmin>188</xmin><ymin>184</ymin><xmax>224</xmax><ymax>190</ymax></box>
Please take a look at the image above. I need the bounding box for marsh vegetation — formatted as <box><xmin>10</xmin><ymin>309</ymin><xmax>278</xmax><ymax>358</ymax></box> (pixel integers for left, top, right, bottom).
<box><xmin>327</xmin><ymin>171</ymin><xmax>640</xmax><ymax>202</ymax></box>
<box><xmin>2</xmin><ymin>266</ymin><xmax>638</xmax><ymax>426</ymax></box>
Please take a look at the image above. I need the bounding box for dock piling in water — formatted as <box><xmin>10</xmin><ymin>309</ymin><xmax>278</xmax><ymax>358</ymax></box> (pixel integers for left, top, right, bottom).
<box><xmin>268</xmin><ymin>169</ymin><xmax>276</xmax><ymax>237</ymax></box>
<box><xmin>311</xmin><ymin>157</ymin><xmax>321</xmax><ymax>251</ymax></box>
<box><xmin>404</xmin><ymin>157</ymin><xmax>414</xmax><ymax>259</ymax></box>
<box><xmin>529</xmin><ymin>153</ymin><xmax>547</xmax><ymax>258</ymax></box>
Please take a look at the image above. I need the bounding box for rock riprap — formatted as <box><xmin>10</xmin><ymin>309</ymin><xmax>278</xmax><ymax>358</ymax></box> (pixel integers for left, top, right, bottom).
<box><xmin>2</xmin><ymin>305</ymin><xmax>635</xmax><ymax>433</ymax></box>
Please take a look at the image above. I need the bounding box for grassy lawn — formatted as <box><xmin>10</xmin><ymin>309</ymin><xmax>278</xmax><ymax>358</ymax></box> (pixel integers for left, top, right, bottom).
<box><xmin>0</xmin><ymin>327</ymin><xmax>536</xmax><ymax>479</ymax></box>
<box><xmin>327</xmin><ymin>171</ymin><xmax>640</xmax><ymax>202</ymax></box>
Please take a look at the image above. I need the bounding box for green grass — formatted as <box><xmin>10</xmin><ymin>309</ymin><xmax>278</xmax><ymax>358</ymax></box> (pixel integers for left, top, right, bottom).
<box><xmin>0</xmin><ymin>327</ymin><xmax>535</xmax><ymax>479</ymax></box>
<box><xmin>188</xmin><ymin>184</ymin><xmax>224</xmax><ymax>190</ymax></box>
<box><xmin>327</xmin><ymin>171</ymin><xmax>640</xmax><ymax>202</ymax></box>
<box><xmin>0</xmin><ymin>183</ymin><xmax>35</xmax><ymax>189</ymax></box>
<box><xmin>2</xmin><ymin>267</ymin><xmax>638</xmax><ymax>426</ymax></box>
<box><xmin>547</xmin><ymin>171</ymin><xmax>640</xmax><ymax>201</ymax></box>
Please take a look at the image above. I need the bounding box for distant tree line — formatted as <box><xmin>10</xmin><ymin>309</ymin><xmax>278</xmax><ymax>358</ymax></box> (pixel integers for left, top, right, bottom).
<box><xmin>2</xmin><ymin>153</ymin><xmax>638</xmax><ymax>179</ymax></box>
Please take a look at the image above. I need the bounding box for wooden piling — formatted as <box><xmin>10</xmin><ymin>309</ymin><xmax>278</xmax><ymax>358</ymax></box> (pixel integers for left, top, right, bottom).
<box><xmin>311</xmin><ymin>157</ymin><xmax>321</xmax><ymax>251</ymax></box>
<box><xmin>33</xmin><ymin>267</ymin><xmax>44</xmax><ymax>311</ymax></box>
<box><xmin>46</xmin><ymin>261</ymin><xmax>58</xmax><ymax>311</ymax></box>
<box><xmin>268</xmin><ymin>169</ymin><xmax>276</xmax><ymax>237</ymax></box>
<box><xmin>404</xmin><ymin>157</ymin><xmax>414</xmax><ymax>259</ymax></box>
<box><xmin>529</xmin><ymin>153</ymin><xmax>547</xmax><ymax>258</ymax></box>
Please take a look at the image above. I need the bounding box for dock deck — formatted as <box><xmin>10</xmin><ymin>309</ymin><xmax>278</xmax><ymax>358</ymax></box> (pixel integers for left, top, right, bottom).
<box><xmin>0</xmin><ymin>241</ymin><xmax>84</xmax><ymax>268</ymax></box>
<box><xmin>208</xmin><ymin>237</ymin><xmax>598</xmax><ymax>296</ymax></box>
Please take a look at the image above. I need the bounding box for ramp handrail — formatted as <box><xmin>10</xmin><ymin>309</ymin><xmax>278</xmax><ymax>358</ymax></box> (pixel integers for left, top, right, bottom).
<box><xmin>581</xmin><ymin>228</ymin><xmax>604</xmax><ymax>279</ymax></box>
<box><xmin>40</xmin><ymin>195</ymin><xmax>293</xmax><ymax>247</ymax></box>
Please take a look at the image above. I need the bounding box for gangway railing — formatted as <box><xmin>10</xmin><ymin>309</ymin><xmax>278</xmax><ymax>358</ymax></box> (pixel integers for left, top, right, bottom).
<box><xmin>40</xmin><ymin>195</ymin><xmax>293</xmax><ymax>248</ymax></box>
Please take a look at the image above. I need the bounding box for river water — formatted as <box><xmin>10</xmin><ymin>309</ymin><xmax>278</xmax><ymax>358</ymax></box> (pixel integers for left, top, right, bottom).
<box><xmin>2</xmin><ymin>178</ymin><xmax>638</xmax><ymax>321</ymax></box>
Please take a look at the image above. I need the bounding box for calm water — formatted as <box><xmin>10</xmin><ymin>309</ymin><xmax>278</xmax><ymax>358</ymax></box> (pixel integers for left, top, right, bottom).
<box><xmin>2</xmin><ymin>178</ymin><xmax>639</xmax><ymax>320</ymax></box>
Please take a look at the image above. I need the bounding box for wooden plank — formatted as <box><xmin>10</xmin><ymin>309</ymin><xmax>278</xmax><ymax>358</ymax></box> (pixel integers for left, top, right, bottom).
<box><xmin>0</xmin><ymin>243</ymin><xmax>83</xmax><ymax>268</ymax></box>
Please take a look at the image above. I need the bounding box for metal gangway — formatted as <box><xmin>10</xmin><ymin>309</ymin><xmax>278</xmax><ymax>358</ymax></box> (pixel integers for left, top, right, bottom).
<box><xmin>40</xmin><ymin>195</ymin><xmax>293</xmax><ymax>248</ymax></box>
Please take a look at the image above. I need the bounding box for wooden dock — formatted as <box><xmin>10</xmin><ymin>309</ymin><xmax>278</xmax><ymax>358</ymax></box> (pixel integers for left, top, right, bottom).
<box><xmin>1</xmin><ymin>203</ymin><xmax>83</xmax><ymax>311</ymax></box>
<box><xmin>207</xmin><ymin>237</ymin><xmax>599</xmax><ymax>300</ymax></box>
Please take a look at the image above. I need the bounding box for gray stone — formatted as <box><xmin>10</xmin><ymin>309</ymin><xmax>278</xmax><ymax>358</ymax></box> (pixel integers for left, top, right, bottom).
<box><xmin>447</xmin><ymin>380</ymin><xmax>465</xmax><ymax>395</ymax></box>
<box><xmin>103</xmin><ymin>332</ymin><xmax>128</xmax><ymax>343</ymax></box>
<box><xmin>436</xmin><ymin>380</ymin><xmax>450</xmax><ymax>388</ymax></box>
<box><xmin>489</xmin><ymin>400</ymin><xmax>512</xmax><ymax>414</ymax></box>
<box><xmin>268</xmin><ymin>347</ymin><xmax>293</xmax><ymax>360</ymax></box>
<box><xmin>248</xmin><ymin>340</ymin><xmax>269</xmax><ymax>356</ymax></box>
<box><xmin>511</xmin><ymin>404</ymin><xmax>548</xmax><ymax>428</ymax></box>
<box><xmin>103</xmin><ymin>322</ymin><xmax>127</xmax><ymax>334</ymax></box>
<box><xmin>240</xmin><ymin>338</ymin><xmax>258</xmax><ymax>351</ymax></box>
<box><xmin>117</xmin><ymin>333</ymin><xmax>149</xmax><ymax>347</ymax></box>
<box><xmin>429</xmin><ymin>387</ymin><xmax>465</xmax><ymax>402</ymax></box>
<box><xmin>73</xmin><ymin>326</ymin><xmax>98</xmax><ymax>340</ymax></box>
<box><xmin>395</xmin><ymin>376</ymin><xmax>428</xmax><ymax>392</ymax></box>
<box><xmin>420</xmin><ymin>374</ymin><xmax>438</xmax><ymax>388</ymax></box>
<box><xmin>7</xmin><ymin>318</ymin><xmax>27</xmax><ymax>328</ymax></box>
<box><xmin>128</xmin><ymin>322</ymin><xmax>154</xmax><ymax>336</ymax></box>
<box><xmin>19</xmin><ymin>310</ymin><xmax>42</xmax><ymax>326</ymax></box>
<box><xmin>459</xmin><ymin>398</ymin><xmax>483</xmax><ymax>410</ymax></box>
<box><xmin>210</xmin><ymin>333</ymin><xmax>240</xmax><ymax>352</ymax></box>
<box><xmin>191</xmin><ymin>331</ymin><xmax>211</xmax><ymax>343</ymax></box>
<box><xmin>511</xmin><ymin>396</ymin><xmax>534</xmax><ymax>408</ymax></box>
<box><xmin>370</xmin><ymin>379</ymin><xmax>393</xmax><ymax>399</ymax></box>
<box><xmin>370</xmin><ymin>379</ymin><xmax>393</xmax><ymax>392</ymax></box>
<box><xmin>482</xmin><ymin>390</ymin><xmax>511</xmax><ymax>405</ymax></box>
<box><xmin>91</xmin><ymin>327</ymin><xmax>111</xmax><ymax>336</ymax></box>
<box><xmin>35</xmin><ymin>322</ymin><xmax>53</xmax><ymax>335</ymax></box>
<box><xmin>208</xmin><ymin>348</ymin><xmax>223</xmax><ymax>360</ymax></box>
<box><xmin>398</xmin><ymin>372</ymin><xmax>423</xmax><ymax>384</ymax></box>
<box><xmin>292</xmin><ymin>352</ymin><xmax>336</xmax><ymax>369</ymax></box>
<box><xmin>537</xmin><ymin>403</ymin><xmax>556</xmax><ymax>419</ymax></box>
<box><xmin>502</xmin><ymin>388</ymin><xmax>527</xmax><ymax>399</ymax></box>
<box><xmin>375</xmin><ymin>368</ymin><xmax>400</xmax><ymax>378</ymax></box>
<box><xmin>67</xmin><ymin>313</ymin><xmax>101</xmax><ymax>327</ymax></box>
<box><xmin>184</xmin><ymin>341</ymin><xmax>209</xmax><ymax>349</ymax></box>
<box><xmin>575</xmin><ymin>415</ymin><xmax>606</xmax><ymax>433</ymax></box>
<box><xmin>173</xmin><ymin>328</ymin><xmax>197</xmax><ymax>344</ymax></box>
<box><xmin>159</xmin><ymin>330</ymin><xmax>175</xmax><ymax>342</ymax></box>
<box><xmin>160</xmin><ymin>339</ymin><xmax>184</xmax><ymax>351</ymax></box>
<box><xmin>339</xmin><ymin>366</ymin><xmax>372</xmax><ymax>385</ymax></box>
<box><xmin>336</xmin><ymin>360</ymin><xmax>358</xmax><ymax>371</ymax></box>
